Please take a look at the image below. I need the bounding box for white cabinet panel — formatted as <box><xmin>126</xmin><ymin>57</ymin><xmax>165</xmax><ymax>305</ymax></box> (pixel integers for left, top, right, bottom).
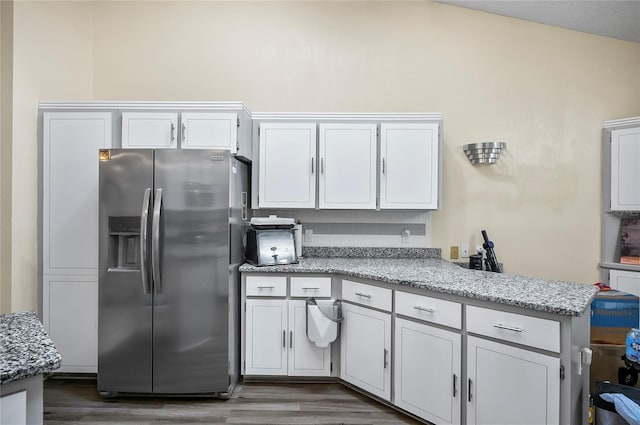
<box><xmin>395</xmin><ymin>290</ymin><xmax>461</xmax><ymax>330</ymax></box>
<box><xmin>611</xmin><ymin>127</ymin><xmax>640</xmax><ymax>211</ymax></box>
<box><xmin>245</xmin><ymin>275</ymin><xmax>287</xmax><ymax>297</ymax></box>
<box><xmin>466</xmin><ymin>305</ymin><xmax>560</xmax><ymax>353</ymax></box>
<box><xmin>289</xmin><ymin>277</ymin><xmax>331</xmax><ymax>298</ymax></box>
<box><xmin>121</xmin><ymin>112</ymin><xmax>178</xmax><ymax>149</ymax></box>
<box><xmin>181</xmin><ymin>112</ymin><xmax>237</xmax><ymax>151</ymax></box>
<box><xmin>610</xmin><ymin>269</ymin><xmax>640</xmax><ymax>296</ymax></box>
<box><xmin>42</xmin><ymin>112</ymin><xmax>111</xmax><ymax>275</ymax></box>
<box><xmin>0</xmin><ymin>390</ymin><xmax>27</xmax><ymax>425</ymax></box>
<box><xmin>288</xmin><ymin>300</ymin><xmax>331</xmax><ymax>376</ymax></box>
<box><xmin>340</xmin><ymin>302</ymin><xmax>391</xmax><ymax>400</ymax></box>
<box><xmin>380</xmin><ymin>123</ymin><xmax>439</xmax><ymax>209</ymax></box>
<box><xmin>341</xmin><ymin>280</ymin><xmax>392</xmax><ymax>312</ymax></box>
<box><xmin>394</xmin><ymin>318</ymin><xmax>461</xmax><ymax>425</ymax></box>
<box><xmin>319</xmin><ymin>123</ymin><xmax>377</xmax><ymax>209</ymax></box>
<box><xmin>245</xmin><ymin>299</ymin><xmax>288</xmax><ymax>375</ymax></box>
<box><xmin>43</xmin><ymin>276</ymin><xmax>98</xmax><ymax>373</ymax></box>
<box><xmin>467</xmin><ymin>336</ymin><xmax>560</xmax><ymax>425</ymax></box>
<box><xmin>258</xmin><ymin>123</ymin><xmax>317</xmax><ymax>208</ymax></box>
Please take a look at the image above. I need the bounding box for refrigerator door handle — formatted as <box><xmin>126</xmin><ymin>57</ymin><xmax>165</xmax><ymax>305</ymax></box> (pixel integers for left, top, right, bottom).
<box><xmin>140</xmin><ymin>188</ymin><xmax>152</xmax><ymax>295</ymax></box>
<box><xmin>152</xmin><ymin>188</ymin><xmax>163</xmax><ymax>295</ymax></box>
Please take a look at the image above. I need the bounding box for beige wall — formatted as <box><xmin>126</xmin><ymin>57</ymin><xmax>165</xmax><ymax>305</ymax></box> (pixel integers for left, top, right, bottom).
<box><xmin>4</xmin><ymin>1</ymin><xmax>640</xmax><ymax>310</ymax></box>
<box><xmin>92</xmin><ymin>1</ymin><xmax>640</xmax><ymax>284</ymax></box>
<box><xmin>0</xmin><ymin>0</ymin><xmax>13</xmax><ymax>314</ymax></box>
<box><xmin>9</xmin><ymin>0</ymin><xmax>94</xmax><ymax>312</ymax></box>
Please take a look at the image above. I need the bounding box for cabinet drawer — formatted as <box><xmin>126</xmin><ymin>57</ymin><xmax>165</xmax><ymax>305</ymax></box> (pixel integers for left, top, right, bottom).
<box><xmin>395</xmin><ymin>291</ymin><xmax>461</xmax><ymax>330</ymax></box>
<box><xmin>342</xmin><ymin>280</ymin><xmax>392</xmax><ymax>312</ymax></box>
<box><xmin>246</xmin><ymin>276</ymin><xmax>287</xmax><ymax>297</ymax></box>
<box><xmin>466</xmin><ymin>305</ymin><xmax>560</xmax><ymax>353</ymax></box>
<box><xmin>290</xmin><ymin>277</ymin><xmax>331</xmax><ymax>298</ymax></box>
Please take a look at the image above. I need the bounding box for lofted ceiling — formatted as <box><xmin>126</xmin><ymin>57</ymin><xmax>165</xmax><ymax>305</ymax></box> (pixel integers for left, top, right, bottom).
<box><xmin>434</xmin><ymin>0</ymin><xmax>640</xmax><ymax>43</ymax></box>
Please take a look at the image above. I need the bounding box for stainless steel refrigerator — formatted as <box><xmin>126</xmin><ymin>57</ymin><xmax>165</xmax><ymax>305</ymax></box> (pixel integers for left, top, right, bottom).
<box><xmin>97</xmin><ymin>149</ymin><xmax>249</xmax><ymax>398</ymax></box>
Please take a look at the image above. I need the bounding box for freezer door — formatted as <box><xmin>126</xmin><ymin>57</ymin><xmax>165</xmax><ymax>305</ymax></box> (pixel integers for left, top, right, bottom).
<box><xmin>152</xmin><ymin>149</ymin><xmax>230</xmax><ymax>394</ymax></box>
<box><xmin>98</xmin><ymin>149</ymin><xmax>154</xmax><ymax>394</ymax></box>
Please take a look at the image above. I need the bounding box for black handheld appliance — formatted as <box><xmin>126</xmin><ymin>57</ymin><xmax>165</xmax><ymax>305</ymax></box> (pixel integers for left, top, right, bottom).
<box><xmin>481</xmin><ymin>230</ymin><xmax>502</xmax><ymax>273</ymax></box>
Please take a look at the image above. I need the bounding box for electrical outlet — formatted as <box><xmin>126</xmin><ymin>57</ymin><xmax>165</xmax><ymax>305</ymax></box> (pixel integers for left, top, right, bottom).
<box><xmin>450</xmin><ymin>246</ymin><xmax>459</xmax><ymax>259</ymax></box>
<box><xmin>461</xmin><ymin>244</ymin><xmax>470</xmax><ymax>258</ymax></box>
<box><xmin>401</xmin><ymin>229</ymin><xmax>411</xmax><ymax>243</ymax></box>
<box><xmin>304</xmin><ymin>229</ymin><xmax>313</xmax><ymax>243</ymax></box>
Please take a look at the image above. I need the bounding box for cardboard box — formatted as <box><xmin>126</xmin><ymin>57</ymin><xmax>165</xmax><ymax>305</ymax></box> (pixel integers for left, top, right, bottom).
<box><xmin>591</xmin><ymin>290</ymin><xmax>639</xmax><ymax>345</ymax></box>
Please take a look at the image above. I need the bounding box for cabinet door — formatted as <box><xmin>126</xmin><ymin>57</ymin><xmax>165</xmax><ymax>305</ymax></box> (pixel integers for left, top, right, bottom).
<box><xmin>467</xmin><ymin>336</ymin><xmax>560</xmax><ymax>425</ymax></box>
<box><xmin>319</xmin><ymin>123</ymin><xmax>377</xmax><ymax>209</ymax></box>
<box><xmin>394</xmin><ymin>318</ymin><xmax>461</xmax><ymax>425</ymax></box>
<box><xmin>42</xmin><ymin>112</ymin><xmax>112</xmax><ymax>275</ymax></box>
<box><xmin>180</xmin><ymin>112</ymin><xmax>237</xmax><ymax>152</ymax></box>
<box><xmin>43</xmin><ymin>276</ymin><xmax>98</xmax><ymax>373</ymax></box>
<box><xmin>258</xmin><ymin>123</ymin><xmax>317</xmax><ymax>208</ymax></box>
<box><xmin>245</xmin><ymin>299</ymin><xmax>287</xmax><ymax>375</ymax></box>
<box><xmin>288</xmin><ymin>300</ymin><xmax>331</xmax><ymax>377</ymax></box>
<box><xmin>380</xmin><ymin>123</ymin><xmax>439</xmax><ymax>210</ymax></box>
<box><xmin>121</xmin><ymin>112</ymin><xmax>178</xmax><ymax>149</ymax></box>
<box><xmin>0</xmin><ymin>391</ymin><xmax>26</xmax><ymax>425</ymax></box>
<box><xmin>611</xmin><ymin>127</ymin><xmax>640</xmax><ymax>211</ymax></box>
<box><xmin>340</xmin><ymin>302</ymin><xmax>391</xmax><ymax>400</ymax></box>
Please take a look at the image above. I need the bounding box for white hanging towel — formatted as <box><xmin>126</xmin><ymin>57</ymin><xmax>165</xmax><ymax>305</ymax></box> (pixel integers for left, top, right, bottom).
<box><xmin>306</xmin><ymin>299</ymin><xmax>342</xmax><ymax>348</ymax></box>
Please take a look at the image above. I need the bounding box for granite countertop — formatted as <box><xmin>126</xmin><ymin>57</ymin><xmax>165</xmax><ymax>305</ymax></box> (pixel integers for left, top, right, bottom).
<box><xmin>0</xmin><ymin>311</ymin><xmax>61</xmax><ymax>385</ymax></box>
<box><xmin>240</xmin><ymin>255</ymin><xmax>598</xmax><ymax>317</ymax></box>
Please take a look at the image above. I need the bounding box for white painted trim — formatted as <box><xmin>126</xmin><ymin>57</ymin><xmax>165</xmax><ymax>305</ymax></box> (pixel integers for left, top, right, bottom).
<box><xmin>38</xmin><ymin>101</ymin><xmax>251</xmax><ymax>114</ymax></box>
<box><xmin>252</xmin><ymin>112</ymin><xmax>443</xmax><ymax>121</ymax></box>
<box><xmin>604</xmin><ymin>116</ymin><xmax>640</xmax><ymax>128</ymax></box>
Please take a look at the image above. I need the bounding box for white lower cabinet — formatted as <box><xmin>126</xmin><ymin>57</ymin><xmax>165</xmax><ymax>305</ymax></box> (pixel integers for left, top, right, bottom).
<box><xmin>466</xmin><ymin>336</ymin><xmax>560</xmax><ymax>425</ymax></box>
<box><xmin>245</xmin><ymin>299</ymin><xmax>331</xmax><ymax>376</ymax></box>
<box><xmin>394</xmin><ymin>317</ymin><xmax>461</xmax><ymax>425</ymax></box>
<box><xmin>340</xmin><ymin>302</ymin><xmax>391</xmax><ymax>401</ymax></box>
<box><xmin>42</xmin><ymin>276</ymin><xmax>98</xmax><ymax>373</ymax></box>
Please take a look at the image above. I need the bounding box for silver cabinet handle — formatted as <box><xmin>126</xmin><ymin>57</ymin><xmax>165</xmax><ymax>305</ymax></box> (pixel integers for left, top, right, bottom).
<box><xmin>181</xmin><ymin>123</ymin><xmax>186</xmax><ymax>142</ymax></box>
<box><xmin>320</xmin><ymin>158</ymin><xmax>324</xmax><ymax>174</ymax></box>
<box><xmin>468</xmin><ymin>379</ymin><xmax>472</xmax><ymax>402</ymax></box>
<box><xmin>152</xmin><ymin>188</ymin><xmax>163</xmax><ymax>295</ymax></box>
<box><xmin>414</xmin><ymin>305</ymin><xmax>435</xmax><ymax>313</ymax></box>
<box><xmin>311</xmin><ymin>157</ymin><xmax>315</xmax><ymax>174</ymax></box>
<box><xmin>170</xmin><ymin>123</ymin><xmax>175</xmax><ymax>141</ymax></box>
<box><xmin>282</xmin><ymin>330</ymin><xmax>286</xmax><ymax>348</ymax></box>
<box><xmin>383</xmin><ymin>349</ymin><xmax>388</xmax><ymax>369</ymax></box>
<box><xmin>355</xmin><ymin>292</ymin><xmax>371</xmax><ymax>299</ymax></box>
<box><xmin>290</xmin><ymin>331</ymin><xmax>293</xmax><ymax>349</ymax></box>
<box><xmin>453</xmin><ymin>374</ymin><xmax>457</xmax><ymax>397</ymax></box>
<box><xmin>493</xmin><ymin>323</ymin><xmax>524</xmax><ymax>333</ymax></box>
<box><xmin>257</xmin><ymin>286</ymin><xmax>275</xmax><ymax>290</ymax></box>
<box><xmin>140</xmin><ymin>188</ymin><xmax>151</xmax><ymax>295</ymax></box>
<box><xmin>382</xmin><ymin>158</ymin><xmax>386</xmax><ymax>174</ymax></box>
<box><xmin>302</xmin><ymin>287</ymin><xmax>319</xmax><ymax>290</ymax></box>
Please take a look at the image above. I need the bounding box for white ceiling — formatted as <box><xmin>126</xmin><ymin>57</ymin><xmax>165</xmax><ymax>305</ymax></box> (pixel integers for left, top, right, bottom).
<box><xmin>435</xmin><ymin>0</ymin><xmax>640</xmax><ymax>43</ymax></box>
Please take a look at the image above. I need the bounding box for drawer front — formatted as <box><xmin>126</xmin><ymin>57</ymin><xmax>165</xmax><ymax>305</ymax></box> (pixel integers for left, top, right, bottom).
<box><xmin>342</xmin><ymin>280</ymin><xmax>392</xmax><ymax>312</ymax></box>
<box><xmin>395</xmin><ymin>291</ymin><xmax>462</xmax><ymax>330</ymax></box>
<box><xmin>246</xmin><ymin>275</ymin><xmax>287</xmax><ymax>297</ymax></box>
<box><xmin>290</xmin><ymin>277</ymin><xmax>332</xmax><ymax>298</ymax></box>
<box><xmin>466</xmin><ymin>305</ymin><xmax>560</xmax><ymax>353</ymax></box>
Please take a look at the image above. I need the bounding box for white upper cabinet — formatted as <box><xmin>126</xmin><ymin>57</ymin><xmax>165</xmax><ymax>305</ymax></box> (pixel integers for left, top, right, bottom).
<box><xmin>121</xmin><ymin>112</ymin><xmax>178</xmax><ymax>149</ymax></box>
<box><xmin>319</xmin><ymin>123</ymin><xmax>377</xmax><ymax>209</ymax></box>
<box><xmin>611</xmin><ymin>127</ymin><xmax>640</xmax><ymax>211</ymax></box>
<box><xmin>180</xmin><ymin>112</ymin><xmax>238</xmax><ymax>151</ymax></box>
<box><xmin>43</xmin><ymin>112</ymin><xmax>112</xmax><ymax>275</ymax></box>
<box><xmin>380</xmin><ymin>123</ymin><xmax>439</xmax><ymax>209</ymax></box>
<box><xmin>258</xmin><ymin>123</ymin><xmax>317</xmax><ymax>209</ymax></box>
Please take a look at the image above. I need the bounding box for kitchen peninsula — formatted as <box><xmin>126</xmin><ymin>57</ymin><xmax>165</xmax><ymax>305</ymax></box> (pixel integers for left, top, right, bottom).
<box><xmin>0</xmin><ymin>311</ymin><xmax>61</xmax><ymax>425</ymax></box>
<box><xmin>240</xmin><ymin>247</ymin><xmax>597</xmax><ymax>425</ymax></box>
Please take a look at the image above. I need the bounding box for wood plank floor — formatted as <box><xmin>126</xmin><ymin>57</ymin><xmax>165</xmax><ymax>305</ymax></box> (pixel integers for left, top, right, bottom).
<box><xmin>44</xmin><ymin>378</ymin><xmax>423</xmax><ymax>425</ymax></box>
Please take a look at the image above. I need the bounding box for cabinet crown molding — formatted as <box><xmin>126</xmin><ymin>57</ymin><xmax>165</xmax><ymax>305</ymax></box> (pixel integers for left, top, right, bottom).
<box><xmin>604</xmin><ymin>116</ymin><xmax>640</xmax><ymax>128</ymax></box>
<box><xmin>252</xmin><ymin>112</ymin><xmax>442</xmax><ymax>121</ymax></box>
<box><xmin>38</xmin><ymin>101</ymin><xmax>251</xmax><ymax>114</ymax></box>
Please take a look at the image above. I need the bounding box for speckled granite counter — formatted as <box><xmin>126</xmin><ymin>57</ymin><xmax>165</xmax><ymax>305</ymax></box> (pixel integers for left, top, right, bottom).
<box><xmin>240</xmin><ymin>257</ymin><xmax>598</xmax><ymax>316</ymax></box>
<box><xmin>0</xmin><ymin>311</ymin><xmax>61</xmax><ymax>385</ymax></box>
